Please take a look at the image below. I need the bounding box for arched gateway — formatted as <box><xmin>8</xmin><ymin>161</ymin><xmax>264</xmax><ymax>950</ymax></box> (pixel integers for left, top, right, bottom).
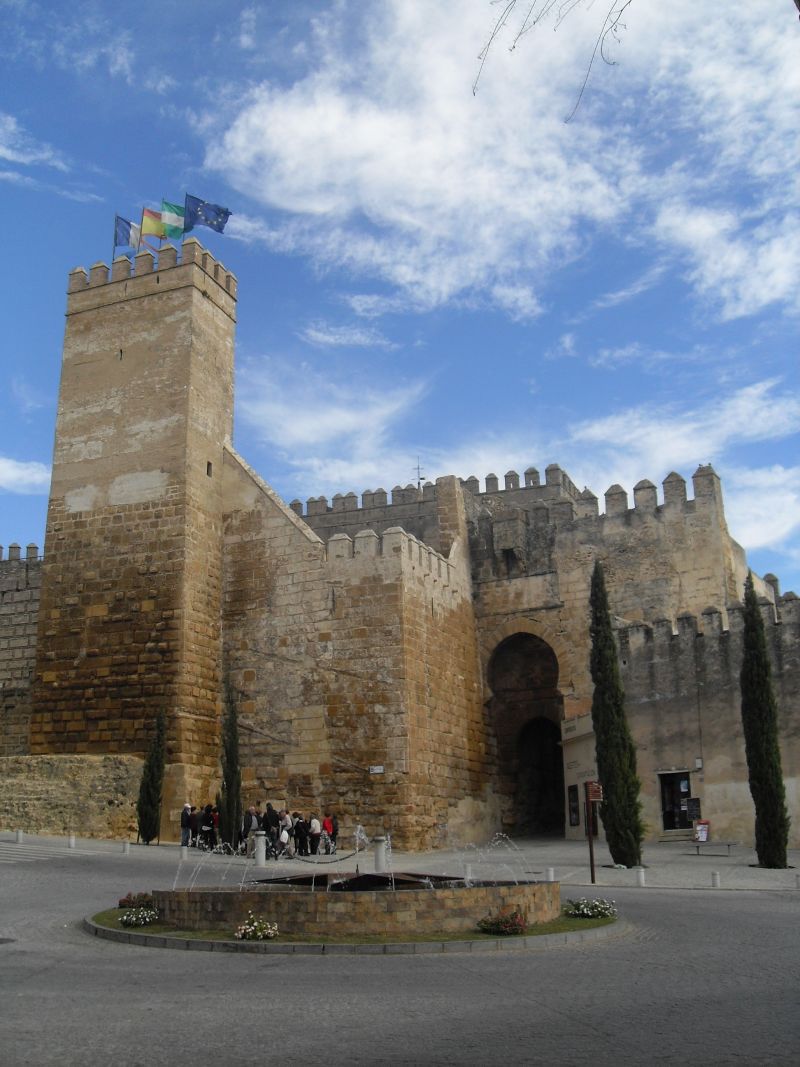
<box><xmin>487</xmin><ymin>633</ymin><xmax>565</xmax><ymax>835</ymax></box>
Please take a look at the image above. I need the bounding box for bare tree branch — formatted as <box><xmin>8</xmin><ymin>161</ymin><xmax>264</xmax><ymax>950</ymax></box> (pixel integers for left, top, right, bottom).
<box><xmin>474</xmin><ymin>0</ymin><xmax>635</xmax><ymax>121</ymax></box>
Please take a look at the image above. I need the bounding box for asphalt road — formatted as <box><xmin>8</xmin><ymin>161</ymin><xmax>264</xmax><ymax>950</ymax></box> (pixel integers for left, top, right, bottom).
<box><xmin>1</xmin><ymin>839</ymin><xmax>798</xmax><ymax>1066</ymax></box>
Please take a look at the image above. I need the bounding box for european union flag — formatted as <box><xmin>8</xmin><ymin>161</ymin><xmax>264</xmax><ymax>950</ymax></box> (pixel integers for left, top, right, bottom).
<box><xmin>184</xmin><ymin>194</ymin><xmax>232</xmax><ymax>234</ymax></box>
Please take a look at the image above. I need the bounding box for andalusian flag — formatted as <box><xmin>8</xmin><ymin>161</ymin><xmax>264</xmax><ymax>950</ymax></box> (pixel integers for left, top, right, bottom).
<box><xmin>161</xmin><ymin>200</ymin><xmax>185</xmax><ymax>238</ymax></box>
<box><xmin>141</xmin><ymin>208</ymin><xmax>166</xmax><ymax>239</ymax></box>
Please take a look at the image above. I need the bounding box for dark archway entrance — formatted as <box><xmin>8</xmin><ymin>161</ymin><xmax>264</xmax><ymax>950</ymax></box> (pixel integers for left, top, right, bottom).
<box><xmin>488</xmin><ymin>633</ymin><xmax>565</xmax><ymax>836</ymax></box>
<box><xmin>515</xmin><ymin>718</ymin><xmax>565</xmax><ymax>834</ymax></box>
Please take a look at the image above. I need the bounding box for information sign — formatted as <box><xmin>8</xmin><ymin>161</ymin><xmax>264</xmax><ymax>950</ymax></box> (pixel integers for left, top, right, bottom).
<box><xmin>586</xmin><ymin>780</ymin><xmax>603</xmax><ymax>803</ymax></box>
<box><xmin>693</xmin><ymin>819</ymin><xmax>710</xmax><ymax>842</ymax></box>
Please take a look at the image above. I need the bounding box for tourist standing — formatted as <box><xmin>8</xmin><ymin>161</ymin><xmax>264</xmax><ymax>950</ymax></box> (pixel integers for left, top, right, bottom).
<box><xmin>264</xmin><ymin>802</ymin><xmax>280</xmax><ymax>846</ymax></box>
<box><xmin>241</xmin><ymin>806</ymin><xmax>260</xmax><ymax>857</ymax></box>
<box><xmin>293</xmin><ymin>813</ymin><xmax>309</xmax><ymax>856</ymax></box>
<box><xmin>200</xmin><ymin>804</ymin><xmax>216</xmax><ymax>849</ymax></box>
<box><xmin>180</xmin><ymin>804</ymin><xmax>192</xmax><ymax>847</ymax></box>
<box><xmin>322</xmin><ymin>813</ymin><xmax>334</xmax><ymax>854</ymax></box>
<box><xmin>188</xmin><ymin>805</ymin><xmax>200</xmax><ymax>846</ymax></box>
<box><xmin>308</xmin><ymin>813</ymin><xmax>322</xmax><ymax>855</ymax></box>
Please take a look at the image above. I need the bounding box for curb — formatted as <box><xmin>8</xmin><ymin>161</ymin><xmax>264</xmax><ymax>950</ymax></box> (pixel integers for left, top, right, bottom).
<box><xmin>82</xmin><ymin>916</ymin><xmax>629</xmax><ymax>956</ymax></box>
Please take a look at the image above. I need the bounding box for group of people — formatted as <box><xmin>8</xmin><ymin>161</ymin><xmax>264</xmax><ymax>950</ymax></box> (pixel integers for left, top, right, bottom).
<box><xmin>179</xmin><ymin>801</ymin><xmax>339</xmax><ymax>858</ymax></box>
<box><xmin>240</xmin><ymin>803</ymin><xmax>339</xmax><ymax>858</ymax></box>
<box><xmin>179</xmin><ymin>803</ymin><xmax>219</xmax><ymax>849</ymax></box>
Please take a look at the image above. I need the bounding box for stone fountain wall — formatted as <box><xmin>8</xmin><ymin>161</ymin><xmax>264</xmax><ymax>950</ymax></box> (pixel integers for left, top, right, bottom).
<box><xmin>153</xmin><ymin>880</ymin><xmax>560</xmax><ymax>939</ymax></box>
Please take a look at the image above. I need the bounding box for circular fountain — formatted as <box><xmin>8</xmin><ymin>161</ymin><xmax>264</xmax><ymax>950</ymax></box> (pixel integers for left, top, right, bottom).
<box><xmin>153</xmin><ymin>867</ymin><xmax>560</xmax><ymax>940</ymax></box>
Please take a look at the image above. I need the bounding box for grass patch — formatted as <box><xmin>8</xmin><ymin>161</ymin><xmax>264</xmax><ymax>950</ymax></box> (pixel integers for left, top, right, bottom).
<box><xmin>91</xmin><ymin>909</ymin><xmax>615</xmax><ymax>944</ymax></box>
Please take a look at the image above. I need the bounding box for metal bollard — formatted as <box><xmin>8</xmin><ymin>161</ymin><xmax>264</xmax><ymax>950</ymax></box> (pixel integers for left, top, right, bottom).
<box><xmin>711</xmin><ymin>871</ymin><xmax>721</xmax><ymax>889</ymax></box>
<box><xmin>122</xmin><ymin>841</ymin><xmax>130</xmax><ymax>855</ymax></box>
<box><xmin>373</xmin><ymin>835</ymin><xmax>387</xmax><ymax>873</ymax></box>
<box><xmin>546</xmin><ymin>867</ymin><xmax>555</xmax><ymax>883</ymax></box>
<box><xmin>636</xmin><ymin>868</ymin><xmax>646</xmax><ymax>888</ymax></box>
<box><xmin>15</xmin><ymin>829</ymin><xmax>24</xmax><ymax>844</ymax></box>
<box><xmin>68</xmin><ymin>834</ymin><xmax>76</xmax><ymax>849</ymax></box>
<box><xmin>254</xmin><ymin>831</ymin><xmax>267</xmax><ymax>868</ymax></box>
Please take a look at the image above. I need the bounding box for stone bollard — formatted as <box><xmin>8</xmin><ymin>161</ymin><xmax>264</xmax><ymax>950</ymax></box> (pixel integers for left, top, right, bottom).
<box><xmin>373</xmin><ymin>835</ymin><xmax>387</xmax><ymax>873</ymax></box>
<box><xmin>15</xmin><ymin>829</ymin><xmax>24</xmax><ymax>844</ymax></box>
<box><xmin>636</xmin><ymin>868</ymin><xmax>646</xmax><ymax>888</ymax></box>
<box><xmin>796</xmin><ymin>873</ymin><xmax>800</xmax><ymax>891</ymax></box>
<box><xmin>711</xmin><ymin>871</ymin><xmax>721</xmax><ymax>889</ymax></box>
<box><xmin>254</xmin><ymin>831</ymin><xmax>267</xmax><ymax>868</ymax></box>
<box><xmin>122</xmin><ymin>841</ymin><xmax>130</xmax><ymax>855</ymax></box>
<box><xmin>68</xmin><ymin>834</ymin><xmax>76</xmax><ymax>849</ymax></box>
<box><xmin>546</xmin><ymin>867</ymin><xmax>555</xmax><ymax>883</ymax></box>
<box><xmin>180</xmin><ymin>845</ymin><xmax>189</xmax><ymax>861</ymax></box>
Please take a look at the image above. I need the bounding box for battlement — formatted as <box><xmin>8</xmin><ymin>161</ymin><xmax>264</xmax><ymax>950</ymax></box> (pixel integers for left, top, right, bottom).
<box><xmin>0</xmin><ymin>543</ymin><xmax>41</xmax><ymax>564</ymax></box>
<box><xmin>66</xmin><ymin>238</ymin><xmax>237</xmax><ymax>317</ymax></box>
<box><xmin>323</xmin><ymin>525</ymin><xmax>471</xmax><ymax>600</ymax></box>
<box><xmin>325</xmin><ymin>526</ymin><xmax>449</xmax><ymax>575</ymax></box>
<box><xmin>294</xmin><ymin>464</ymin><xmax>724</xmax><ymax>527</ymax></box>
<box><xmin>292</xmin><ymin>464</ymin><xmax>584</xmax><ymax>519</ymax></box>
<box><xmin>618</xmin><ymin>593</ymin><xmax>799</xmax><ymax>649</ymax></box>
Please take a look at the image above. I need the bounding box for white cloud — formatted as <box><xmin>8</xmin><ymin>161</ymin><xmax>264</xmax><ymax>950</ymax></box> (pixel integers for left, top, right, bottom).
<box><xmin>203</xmin><ymin>1</ymin><xmax>798</xmax><ymax>321</ymax></box>
<box><xmin>0</xmin><ymin>113</ymin><xmax>67</xmax><ymax>171</ymax></box>
<box><xmin>239</xmin><ymin>8</ymin><xmax>257</xmax><ymax>51</ymax></box>
<box><xmin>343</xmin><ymin>293</ymin><xmax>410</xmax><ymax>319</ymax></box>
<box><xmin>144</xmin><ymin>73</ymin><xmax>177</xmax><ymax>95</ymax></box>
<box><xmin>237</xmin><ymin>358</ymin><xmax>427</xmax><ymax>489</ymax></box>
<box><xmin>10</xmin><ymin>378</ymin><xmax>47</xmax><ymax>416</ymax></box>
<box><xmin>0</xmin><ymin>168</ymin><xmax>102</xmax><ymax>203</ymax></box>
<box><xmin>491</xmin><ymin>284</ymin><xmax>542</xmax><ymax>321</ymax></box>
<box><xmin>0</xmin><ymin>457</ymin><xmax>50</xmax><ymax>494</ymax></box>
<box><xmin>724</xmin><ymin>465</ymin><xmax>800</xmax><ymax>554</ymax></box>
<box><xmin>587</xmin><ymin>341</ymin><xmax>713</xmax><ymax>371</ymax></box>
<box><xmin>299</xmin><ymin>321</ymin><xmax>397</xmax><ymax>349</ymax></box>
<box><xmin>655</xmin><ymin>201</ymin><xmax>800</xmax><ymax>320</ymax></box>
<box><xmin>545</xmin><ymin>333</ymin><xmax>578</xmax><ymax>360</ymax></box>
<box><xmin>568</xmin><ymin>379</ymin><xmax>800</xmax><ymax>481</ymax></box>
<box><xmin>589</xmin><ymin>263</ymin><xmax>666</xmax><ymax>312</ymax></box>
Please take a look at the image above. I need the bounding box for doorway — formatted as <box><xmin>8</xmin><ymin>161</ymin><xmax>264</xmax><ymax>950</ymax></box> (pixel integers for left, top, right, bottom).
<box><xmin>659</xmin><ymin>771</ymin><xmax>692</xmax><ymax>830</ymax></box>
<box><xmin>515</xmin><ymin>717</ymin><xmax>565</xmax><ymax>834</ymax></box>
<box><xmin>487</xmin><ymin>633</ymin><xmax>565</xmax><ymax>836</ymax></box>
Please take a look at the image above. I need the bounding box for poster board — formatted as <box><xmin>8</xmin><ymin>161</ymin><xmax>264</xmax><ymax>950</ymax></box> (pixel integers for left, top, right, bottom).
<box><xmin>693</xmin><ymin>819</ymin><xmax>710</xmax><ymax>842</ymax></box>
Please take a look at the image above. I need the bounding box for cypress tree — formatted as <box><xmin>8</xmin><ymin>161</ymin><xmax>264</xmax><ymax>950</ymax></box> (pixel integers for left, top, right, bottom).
<box><xmin>739</xmin><ymin>572</ymin><xmax>789</xmax><ymax>868</ymax></box>
<box><xmin>219</xmin><ymin>678</ymin><xmax>242</xmax><ymax>849</ymax></box>
<box><xmin>136</xmin><ymin>708</ymin><xmax>167</xmax><ymax>845</ymax></box>
<box><xmin>589</xmin><ymin>560</ymin><xmax>644</xmax><ymax>867</ymax></box>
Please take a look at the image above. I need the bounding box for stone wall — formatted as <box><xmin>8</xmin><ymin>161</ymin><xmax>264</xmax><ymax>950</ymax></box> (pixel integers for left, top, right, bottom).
<box><xmin>619</xmin><ymin>594</ymin><xmax>800</xmax><ymax>845</ymax></box>
<box><xmin>223</xmin><ymin>459</ymin><xmax>498</xmax><ymax>849</ymax></box>
<box><xmin>0</xmin><ymin>754</ymin><xmax>141</xmax><ymax>837</ymax></box>
<box><xmin>30</xmin><ymin>240</ymin><xmax>237</xmax><ymax>836</ymax></box>
<box><xmin>0</xmin><ymin>549</ymin><xmax>41</xmax><ymax>756</ymax></box>
<box><xmin>474</xmin><ymin>466</ymin><xmax>757</xmax><ymax>718</ymax></box>
<box><xmin>153</xmin><ymin>880</ymin><xmax>560</xmax><ymax>938</ymax></box>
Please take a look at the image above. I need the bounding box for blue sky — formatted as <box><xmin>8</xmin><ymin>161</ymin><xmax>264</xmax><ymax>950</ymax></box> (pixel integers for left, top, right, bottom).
<box><xmin>1</xmin><ymin>0</ymin><xmax>798</xmax><ymax>596</ymax></box>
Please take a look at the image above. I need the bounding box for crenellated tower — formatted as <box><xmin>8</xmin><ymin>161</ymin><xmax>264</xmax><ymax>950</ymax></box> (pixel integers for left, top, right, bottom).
<box><xmin>31</xmin><ymin>240</ymin><xmax>237</xmax><ymax>830</ymax></box>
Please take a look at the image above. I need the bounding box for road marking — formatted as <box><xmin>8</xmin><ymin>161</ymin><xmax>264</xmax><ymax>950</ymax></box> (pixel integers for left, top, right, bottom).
<box><xmin>0</xmin><ymin>842</ymin><xmax>98</xmax><ymax>863</ymax></box>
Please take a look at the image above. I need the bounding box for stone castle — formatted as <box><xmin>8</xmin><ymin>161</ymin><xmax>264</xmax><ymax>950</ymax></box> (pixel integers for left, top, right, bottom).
<box><xmin>1</xmin><ymin>239</ymin><xmax>798</xmax><ymax>849</ymax></box>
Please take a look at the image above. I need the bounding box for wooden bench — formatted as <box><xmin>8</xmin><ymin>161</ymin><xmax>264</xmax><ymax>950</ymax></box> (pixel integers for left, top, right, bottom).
<box><xmin>690</xmin><ymin>841</ymin><xmax>736</xmax><ymax>856</ymax></box>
